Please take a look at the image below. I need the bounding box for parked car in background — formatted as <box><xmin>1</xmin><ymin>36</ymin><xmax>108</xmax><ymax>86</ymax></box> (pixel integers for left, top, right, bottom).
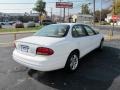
<box><xmin>8</xmin><ymin>21</ymin><xmax>16</xmax><ymax>25</ymax></box>
<box><xmin>0</xmin><ymin>21</ymin><xmax>7</xmax><ymax>25</ymax></box>
<box><xmin>0</xmin><ymin>23</ymin><xmax>2</xmax><ymax>28</ymax></box>
<box><xmin>13</xmin><ymin>21</ymin><xmax>24</xmax><ymax>28</ymax></box>
<box><xmin>13</xmin><ymin>23</ymin><xmax>104</xmax><ymax>72</ymax></box>
<box><xmin>27</xmin><ymin>21</ymin><xmax>36</xmax><ymax>27</ymax></box>
<box><xmin>0</xmin><ymin>21</ymin><xmax>16</xmax><ymax>25</ymax></box>
<box><xmin>42</xmin><ymin>20</ymin><xmax>54</xmax><ymax>25</ymax></box>
<box><xmin>0</xmin><ymin>22</ymin><xmax>3</xmax><ymax>25</ymax></box>
<box><xmin>117</xmin><ymin>21</ymin><xmax>120</xmax><ymax>25</ymax></box>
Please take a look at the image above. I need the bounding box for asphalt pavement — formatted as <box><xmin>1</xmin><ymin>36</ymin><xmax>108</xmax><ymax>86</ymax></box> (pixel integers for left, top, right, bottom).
<box><xmin>94</xmin><ymin>25</ymin><xmax>120</xmax><ymax>31</ymax></box>
<box><xmin>0</xmin><ymin>33</ymin><xmax>32</xmax><ymax>41</ymax></box>
<box><xmin>0</xmin><ymin>40</ymin><xmax>120</xmax><ymax>90</ymax></box>
<box><xmin>1</xmin><ymin>25</ymin><xmax>120</xmax><ymax>46</ymax></box>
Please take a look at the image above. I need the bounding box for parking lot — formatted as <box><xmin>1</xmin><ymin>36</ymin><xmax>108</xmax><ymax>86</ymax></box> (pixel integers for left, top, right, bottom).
<box><xmin>0</xmin><ymin>25</ymin><xmax>120</xmax><ymax>47</ymax></box>
<box><xmin>0</xmin><ymin>40</ymin><xmax>119</xmax><ymax>90</ymax></box>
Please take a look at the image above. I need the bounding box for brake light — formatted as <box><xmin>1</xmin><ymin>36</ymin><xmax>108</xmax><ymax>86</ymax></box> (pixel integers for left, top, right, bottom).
<box><xmin>36</xmin><ymin>47</ymin><xmax>54</xmax><ymax>55</ymax></box>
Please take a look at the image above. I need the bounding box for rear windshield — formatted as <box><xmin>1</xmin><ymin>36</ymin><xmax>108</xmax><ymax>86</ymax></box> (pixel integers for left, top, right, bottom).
<box><xmin>34</xmin><ymin>24</ymin><xmax>70</xmax><ymax>37</ymax></box>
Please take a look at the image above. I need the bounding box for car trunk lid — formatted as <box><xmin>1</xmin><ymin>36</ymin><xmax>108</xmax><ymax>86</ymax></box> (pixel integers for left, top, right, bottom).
<box><xmin>15</xmin><ymin>36</ymin><xmax>64</xmax><ymax>56</ymax></box>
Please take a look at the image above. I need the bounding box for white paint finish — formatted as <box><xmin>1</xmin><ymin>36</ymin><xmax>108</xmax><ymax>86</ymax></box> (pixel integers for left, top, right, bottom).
<box><xmin>17</xmin><ymin>36</ymin><xmax>65</xmax><ymax>46</ymax></box>
<box><xmin>13</xmin><ymin>23</ymin><xmax>103</xmax><ymax>71</ymax></box>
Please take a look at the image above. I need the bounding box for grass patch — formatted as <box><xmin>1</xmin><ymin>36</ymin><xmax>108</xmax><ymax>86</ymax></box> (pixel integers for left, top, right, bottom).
<box><xmin>0</xmin><ymin>26</ymin><xmax>43</xmax><ymax>33</ymax></box>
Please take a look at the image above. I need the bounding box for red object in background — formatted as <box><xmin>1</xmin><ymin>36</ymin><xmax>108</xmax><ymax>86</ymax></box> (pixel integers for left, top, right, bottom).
<box><xmin>56</xmin><ymin>2</ymin><xmax>73</xmax><ymax>8</ymax></box>
<box><xmin>112</xmin><ymin>15</ymin><xmax>120</xmax><ymax>21</ymax></box>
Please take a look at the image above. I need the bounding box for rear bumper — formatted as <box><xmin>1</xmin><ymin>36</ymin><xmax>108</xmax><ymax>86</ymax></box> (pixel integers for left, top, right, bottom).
<box><xmin>13</xmin><ymin>49</ymin><xmax>65</xmax><ymax>71</ymax></box>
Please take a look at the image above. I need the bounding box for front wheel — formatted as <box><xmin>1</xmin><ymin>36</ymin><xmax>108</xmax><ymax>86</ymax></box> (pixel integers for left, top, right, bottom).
<box><xmin>65</xmin><ymin>52</ymin><xmax>79</xmax><ymax>72</ymax></box>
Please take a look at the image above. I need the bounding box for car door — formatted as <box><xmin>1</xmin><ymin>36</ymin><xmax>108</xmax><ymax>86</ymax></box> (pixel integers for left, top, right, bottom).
<box><xmin>71</xmin><ymin>24</ymin><xmax>92</xmax><ymax>58</ymax></box>
<box><xmin>83</xmin><ymin>25</ymin><xmax>100</xmax><ymax>51</ymax></box>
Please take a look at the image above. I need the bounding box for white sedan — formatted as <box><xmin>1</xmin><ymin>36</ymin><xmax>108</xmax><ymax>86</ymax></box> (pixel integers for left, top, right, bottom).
<box><xmin>13</xmin><ymin>23</ymin><xmax>104</xmax><ymax>72</ymax></box>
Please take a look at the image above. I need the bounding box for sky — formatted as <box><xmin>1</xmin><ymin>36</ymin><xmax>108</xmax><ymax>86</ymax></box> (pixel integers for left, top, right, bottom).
<box><xmin>0</xmin><ymin>0</ymin><xmax>112</xmax><ymax>16</ymax></box>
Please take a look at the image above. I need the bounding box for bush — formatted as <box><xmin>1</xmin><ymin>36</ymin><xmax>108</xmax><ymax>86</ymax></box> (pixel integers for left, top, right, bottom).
<box><xmin>27</xmin><ymin>21</ymin><xmax>36</xmax><ymax>27</ymax></box>
<box><xmin>101</xmin><ymin>21</ymin><xmax>110</xmax><ymax>25</ymax></box>
<box><xmin>13</xmin><ymin>21</ymin><xmax>24</xmax><ymax>28</ymax></box>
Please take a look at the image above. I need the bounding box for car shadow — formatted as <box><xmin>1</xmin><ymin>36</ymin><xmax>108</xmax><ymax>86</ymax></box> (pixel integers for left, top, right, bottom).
<box><xmin>28</xmin><ymin>46</ymin><xmax>120</xmax><ymax>90</ymax></box>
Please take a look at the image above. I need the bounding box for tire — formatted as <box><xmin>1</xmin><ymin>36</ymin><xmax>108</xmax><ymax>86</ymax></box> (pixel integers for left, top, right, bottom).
<box><xmin>98</xmin><ymin>39</ymin><xmax>104</xmax><ymax>51</ymax></box>
<box><xmin>65</xmin><ymin>52</ymin><xmax>79</xmax><ymax>72</ymax></box>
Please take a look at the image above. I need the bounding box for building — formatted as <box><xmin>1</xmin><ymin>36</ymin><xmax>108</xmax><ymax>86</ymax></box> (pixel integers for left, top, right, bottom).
<box><xmin>71</xmin><ymin>14</ymin><xmax>93</xmax><ymax>24</ymax></box>
<box><xmin>76</xmin><ymin>14</ymin><xmax>93</xmax><ymax>24</ymax></box>
<box><xmin>105</xmin><ymin>14</ymin><xmax>120</xmax><ymax>25</ymax></box>
<box><xmin>105</xmin><ymin>14</ymin><xmax>112</xmax><ymax>23</ymax></box>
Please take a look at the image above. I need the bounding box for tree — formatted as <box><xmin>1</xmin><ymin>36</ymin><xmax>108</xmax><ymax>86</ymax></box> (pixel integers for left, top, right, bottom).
<box><xmin>112</xmin><ymin>0</ymin><xmax>120</xmax><ymax>14</ymax></box>
<box><xmin>81</xmin><ymin>4</ymin><xmax>90</xmax><ymax>14</ymax></box>
<box><xmin>95</xmin><ymin>9</ymin><xmax>111</xmax><ymax>22</ymax></box>
<box><xmin>33</xmin><ymin>0</ymin><xmax>46</xmax><ymax>23</ymax></box>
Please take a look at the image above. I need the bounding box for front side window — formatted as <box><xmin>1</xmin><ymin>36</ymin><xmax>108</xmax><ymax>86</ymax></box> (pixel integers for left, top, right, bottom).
<box><xmin>84</xmin><ymin>25</ymin><xmax>95</xmax><ymax>36</ymax></box>
<box><xmin>34</xmin><ymin>24</ymin><xmax>70</xmax><ymax>37</ymax></box>
<box><xmin>72</xmin><ymin>25</ymin><xmax>87</xmax><ymax>37</ymax></box>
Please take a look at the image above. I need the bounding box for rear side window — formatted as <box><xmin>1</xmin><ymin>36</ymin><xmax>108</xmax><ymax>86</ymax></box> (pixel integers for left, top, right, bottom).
<box><xmin>72</xmin><ymin>25</ymin><xmax>87</xmax><ymax>37</ymax></box>
<box><xmin>84</xmin><ymin>25</ymin><xmax>95</xmax><ymax>36</ymax></box>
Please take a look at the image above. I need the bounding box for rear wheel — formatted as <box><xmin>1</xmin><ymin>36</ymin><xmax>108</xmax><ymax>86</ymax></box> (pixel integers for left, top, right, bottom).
<box><xmin>65</xmin><ymin>52</ymin><xmax>79</xmax><ymax>72</ymax></box>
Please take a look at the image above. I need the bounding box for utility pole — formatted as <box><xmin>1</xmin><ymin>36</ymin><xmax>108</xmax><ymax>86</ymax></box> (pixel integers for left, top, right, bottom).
<box><xmin>63</xmin><ymin>8</ymin><xmax>65</xmax><ymax>22</ymax></box>
<box><xmin>59</xmin><ymin>0</ymin><xmax>62</xmax><ymax>22</ymax></box>
<box><xmin>93</xmin><ymin>0</ymin><xmax>95</xmax><ymax>26</ymax></box>
<box><xmin>112</xmin><ymin>0</ymin><xmax>116</xmax><ymax>36</ymax></box>
<box><xmin>51</xmin><ymin>8</ymin><xmax>53</xmax><ymax>21</ymax></box>
<box><xmin>68</xmin><ymin>8</ymin><xmax>69</xmax><ymax>17</ymax></box>
<box><xmin>100</xmin><ymin>0</ymin><xmax>102</xmax><ymax>25</ymax></box>
<box><xmin>68</xmin><ymin>0</ymin><xmax>70</xmax><ymax>21</ymax></box>
<box><xmin>115</xmin><ymin>0</ymin><xmax>117</xmax><ymax>13</ymax></box>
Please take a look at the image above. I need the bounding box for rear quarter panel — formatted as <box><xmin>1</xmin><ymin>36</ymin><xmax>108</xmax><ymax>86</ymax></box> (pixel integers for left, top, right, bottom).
<box><xmin>49</xmin><ymin>39</ymin><xmax>78</xmax><ymax>66</ymax></box>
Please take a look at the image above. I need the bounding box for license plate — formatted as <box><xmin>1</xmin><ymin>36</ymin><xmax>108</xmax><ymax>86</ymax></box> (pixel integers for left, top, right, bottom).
<box><xmin>21</xmin><ymin>45</ymin><xmax>29</xmax><ymax>52</ymax></box>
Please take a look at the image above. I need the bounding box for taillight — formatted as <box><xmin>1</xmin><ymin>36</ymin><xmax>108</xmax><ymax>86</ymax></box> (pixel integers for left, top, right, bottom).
<box><xmin>36</xmin><ymin>47</ymin><xmax>54</xmax><ymax>55</ymax></box>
